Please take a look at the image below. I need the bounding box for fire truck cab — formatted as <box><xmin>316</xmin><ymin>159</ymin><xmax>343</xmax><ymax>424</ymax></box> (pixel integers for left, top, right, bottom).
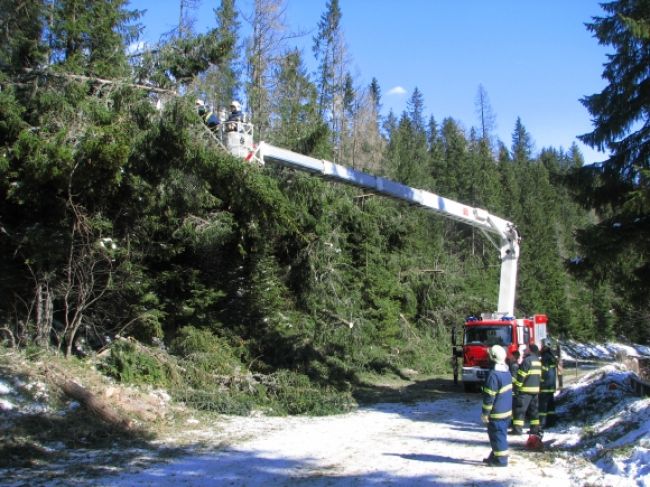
<box><xmin>453</xmin><ymin>313</ymin><xmax>548</xmax><ymax>391</ymax></box>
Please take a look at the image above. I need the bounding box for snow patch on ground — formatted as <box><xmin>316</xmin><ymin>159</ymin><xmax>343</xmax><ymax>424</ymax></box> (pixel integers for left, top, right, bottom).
<box><xmin>1</xmin><ymin>344</ymin><xmax>649</xmax><ymax>486</ymax></box>
<box><xmin>561</xmin><ymin>340</ymin><xmax>650</xmax><ymax>361</ymax></box>
<box><xmin>551</xmin><ymin>363</ymin><xmax>650</xmax><ymax>487</ymax></box>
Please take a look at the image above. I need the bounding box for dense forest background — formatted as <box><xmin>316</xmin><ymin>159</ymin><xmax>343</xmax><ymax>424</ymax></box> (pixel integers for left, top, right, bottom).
<box><xmin>0</xmin><ymin>0</ymin><xmax>648</xmax><ymax>410</ymax></box>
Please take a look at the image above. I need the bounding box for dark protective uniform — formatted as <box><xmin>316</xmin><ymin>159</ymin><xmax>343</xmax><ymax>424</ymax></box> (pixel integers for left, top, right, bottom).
<box><xmin>512</xmin><ymin>351</ymin><xmax>541</xmax><ymax>434</ymax></box>
<box><xmin>227</xmin><ymin>110</ymin><xmax>244</xmax><ymax>122</ymax></box>
<box><xmin>225</xmin><ymin>110</ymin><xmax>244</xmax><ymax>132</ymax></box>
<box><xmin>198</xmin><ymin>105</ymin><xmax>220</xmax><ymax>132</ymax></box>
<box><xmin>482</xmin><ymin>365</ymin><xmax>512</xmax><ymax>466</ymax></box>
<box><xmin>508</xmin><ymin>360</ymin><xmax>519</xmax><ymax>379</ymax></box>
<box><xmin>204</xmin><ymin>111</ymin><xmax>220</xmax><ymax>129</ymax></box>
<box><xmin>508</xmin><ymin>357</ymin><xmax>520</xmax><ymax>420</ymax></box>
<box><xmin>539</xmin><ymin>348</ymin><xmax>557</xmax><ymax>428</ymax></box>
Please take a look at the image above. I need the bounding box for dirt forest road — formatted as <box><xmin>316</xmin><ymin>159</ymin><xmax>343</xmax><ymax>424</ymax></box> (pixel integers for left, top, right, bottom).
<box><xmin>100</xmin><ymin>392</ymin><xmax>613</xmax><ymax>487</ymax></box>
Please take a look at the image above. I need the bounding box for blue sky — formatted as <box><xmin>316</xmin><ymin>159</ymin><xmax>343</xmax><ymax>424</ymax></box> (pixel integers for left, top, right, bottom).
<box><xmin>129</xmin><ymin>0</ymin><xmax>610</xmax><ymax>165</ymax></box>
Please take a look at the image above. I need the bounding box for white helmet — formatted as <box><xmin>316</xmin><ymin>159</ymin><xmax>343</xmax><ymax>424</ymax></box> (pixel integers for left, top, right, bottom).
<box><xmin>195</xmin><ymin>99</ymin><xmax>205</xmax><ymax>107</ymax></box>
<box><xmin>488</xmin><ymin>345</ymin><xmax>506</xmax><ymax>365</ymax></box>
<box><xmin>230</xmin><ymin>100</ymin><xmax>241</xmax><ymax>112</ymax></box>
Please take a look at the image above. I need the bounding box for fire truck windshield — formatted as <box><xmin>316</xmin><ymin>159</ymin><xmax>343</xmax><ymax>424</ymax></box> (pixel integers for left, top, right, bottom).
<box><xmin>464</xmin><ymin>326</ymin><xmax>512</xmax><ymax>346</ymax></box>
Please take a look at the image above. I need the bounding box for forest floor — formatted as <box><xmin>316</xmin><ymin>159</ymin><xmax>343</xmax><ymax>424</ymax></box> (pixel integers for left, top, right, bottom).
<box><xmin>0</xmin><ymin>349</ymin><xmax>645</xmax><ymax>486</ymax></box>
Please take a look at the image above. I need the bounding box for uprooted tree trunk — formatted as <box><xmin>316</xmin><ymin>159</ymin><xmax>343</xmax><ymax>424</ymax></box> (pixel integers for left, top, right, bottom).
<box><xmin>48</xmin><ymin>371</ymin><xmax>134</xmax><ymax>431</ymax></box>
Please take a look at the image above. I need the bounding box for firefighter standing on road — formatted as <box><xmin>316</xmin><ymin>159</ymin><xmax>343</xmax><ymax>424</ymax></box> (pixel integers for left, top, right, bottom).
<box><xmin>507</xmin><ymin>350</ymin><xmax>521</xmax><ymax>378</ymax></box>
<box><xmin>511</xmin><ymin>343</ymin><xmax>542</xmax><ymax>435</ymax></box>
<box><xmin>481</xmin><ymin>345</ymin><xmax>512</xmax><ymax>467</ymax></box>
<box><xmin>539</xmin><ymin>340</ymin><xmax>558</xmax><ymax>429</ymax></box>
<box><xmin>507</xmin><ymin>350</ymin><xmax>521</xmax><ymax>424</ymax></box>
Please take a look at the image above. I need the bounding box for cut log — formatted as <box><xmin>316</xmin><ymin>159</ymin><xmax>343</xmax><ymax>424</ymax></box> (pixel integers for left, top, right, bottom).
<box><xmin>59</xmin><ymin>379</ymin><xmax>134</xmax><ymax>431</ymax></box>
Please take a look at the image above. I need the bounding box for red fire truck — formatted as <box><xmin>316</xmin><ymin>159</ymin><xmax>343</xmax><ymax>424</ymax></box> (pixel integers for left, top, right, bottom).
<box><xmin>452</xmin><ymin>313</ymin><xmax>548</xmax><ymax>391</ymax></box>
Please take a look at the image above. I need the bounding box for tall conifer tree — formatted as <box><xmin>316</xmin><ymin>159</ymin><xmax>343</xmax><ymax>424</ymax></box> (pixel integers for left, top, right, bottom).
<box><xmin>313</xmin><ymin>0</ymin><xmax>346</xmax><ymax>157</ymax></box>
<box><xmin>269</xmin><ymin>48</ymin><xmax>327</xmax><ymax>155</ymax></box>
<box><xmin>49</xmin><ymin>0</ymin><xmax>142</xmax><ymax>77</ymax></box>
<box><xmin>201</xmin><ymin>0</ymin><xmax>241</xmax><ymax>110</ymax></box>
<box><xmin>572</xmin><ymin>0</ymin><xmax>650</xmax><ymax>341</ymax></box>
<box><xmin>0</xmin><ymin>0</ymin><xmax>48</xmax><ymax>71</ymax></box>
<box><xmin>511</xmin><ymin>117</ymin><xmax>534</xmax><ymax>164</ymax></box>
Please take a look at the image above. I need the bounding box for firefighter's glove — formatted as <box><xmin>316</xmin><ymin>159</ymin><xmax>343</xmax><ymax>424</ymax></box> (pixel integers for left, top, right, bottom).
<box><xmin>481</xmin><ymin>414</ymin><xmax>489</xmax><ymax>424</ymax></box>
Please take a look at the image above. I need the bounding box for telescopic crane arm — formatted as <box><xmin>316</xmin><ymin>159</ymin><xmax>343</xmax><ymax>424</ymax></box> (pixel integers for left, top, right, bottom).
<box><xmin>210</xmin><ymin>114</ymin><xmax>519</xmax><ymax>317</ymax></box>
<box><xmin>246</xmin><ymin>141</ymin><xmax>520</xmax><ymax>317</ymax></box>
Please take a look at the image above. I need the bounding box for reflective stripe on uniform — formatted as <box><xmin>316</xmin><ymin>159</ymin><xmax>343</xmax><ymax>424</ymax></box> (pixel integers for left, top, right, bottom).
<box><xmin>486</xmin><ymin>383</ymin><xmax>512</xmax><ymax>395</ymax></box>
<box><xmin>493</xmin><ymin>449</ymin><xmax>509</xmax><ymax>457</ymax></box>
<box><xmin>489</xmin><ymin>411</ymin><xmax>512</xmax><ymax>419</ymax></box>
<box><xmin>519</xmin><ymin>386</ymin><xmax>540</xmax><ymax>393</ymax></box>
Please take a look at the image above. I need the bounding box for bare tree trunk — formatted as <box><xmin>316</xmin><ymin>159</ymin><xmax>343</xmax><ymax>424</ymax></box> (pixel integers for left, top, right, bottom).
<box><xmin>58</xmin><ymin>377</ymin><xmax>133</xmax><ymax>431</ymax></box>
<box><xmin>245</xmin><ymin>0</ymin><xmax>290</xmax><ymax>141</ymax></box>
<box><xmin>35</xmin><ymin>280</ymin><xmax>53</xmax><ymax>347</ymax></box>
<box><xmin>58</xmin><ymin>177</ymin><xmax>113</xmax><ymax>357</ymax></box>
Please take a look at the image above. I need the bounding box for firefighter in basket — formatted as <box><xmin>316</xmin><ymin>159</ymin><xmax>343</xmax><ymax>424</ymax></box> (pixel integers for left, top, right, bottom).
<box><xmin>195</xmin><ymin>99</ymin><xmax>220</xmax><ymax>132</ymax></box>
<box><xmin>225</xmin><ymin>100</ymin><xmax>244</xmax><ymax>132</ymax></box>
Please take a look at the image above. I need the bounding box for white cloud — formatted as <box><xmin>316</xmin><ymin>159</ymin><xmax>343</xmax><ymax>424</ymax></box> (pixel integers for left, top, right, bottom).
<box><xmin>387</xmin><ymin>86</ymin><xmax>407</xmax><ymax>96</ymax></box>
<box><xmin>127</xmin><ymin>41</ymin><xmax>148</xmax><ymax>55</ymax></box>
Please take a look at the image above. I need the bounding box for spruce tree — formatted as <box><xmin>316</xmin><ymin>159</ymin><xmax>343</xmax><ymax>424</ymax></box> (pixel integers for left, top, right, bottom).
<box><xmin>0</xmin><ymin>0</ymin><xmax>48</xmax><ymax>71</ymax></box>
<box><xmin>384</xmin><ymin>97</ymin><xmax>429</xmax><ymax>188</ymax></box>
<box><xmin>49</xmin><ymin>0</ymin><xmax>142</xmax><ymax>77</ymax></box>
<box><xmin>312</xmin><ymin>0</ymin><xmax>346</xmax><ymax>156</ymax></box>
<box><xmin>572</xmin><ymin>0</ymin><xmax>650</xmax><ymax>342</ymax></box>
<box><xmin>382</xmin><ymin>109</ymin><xmax>398</xmax><ymax>142</ymax></box>
<box><xmin>427</xmin><ymin>115</ymin><xmax>445</xmax><ymax>185</ymax></box>
<box><xmin>439</xmin><ymin>117</ymin><xmax>467</xmax><ymax>198</ymax></box>
<box><xmin>245</xmin><ymin>0</ymin><xmax>288</xmax><ymax>140</ymax></box>
<box><xmin>369</xmin><ymin>77</ymin><xmax>382</xmax><ymax>115</ymax></box>
<box><xmin>269</xmin><ymin>48</ymin><xmax>328</xmax><ymax>156</ymax></box>
<box><xmin>511</xmin><ymin>116</ymin><xmax>534</xmax><ymax>164</ymax></box>
<box><xmin>197</xmin><ymin>0</ymin><xmax>241</xmax><ymax>111</ymax></box>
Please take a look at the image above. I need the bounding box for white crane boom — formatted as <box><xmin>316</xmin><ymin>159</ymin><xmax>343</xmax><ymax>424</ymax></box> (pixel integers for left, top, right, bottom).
<box><xmin>211</xmin><ymin>118</ymin><xmax>519</xmax><ymax>317</ymax></box>
<box><xmin>250</xmin><ymin>141</ymin><xmax>520</xmax><ymax>317</ymax></box>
